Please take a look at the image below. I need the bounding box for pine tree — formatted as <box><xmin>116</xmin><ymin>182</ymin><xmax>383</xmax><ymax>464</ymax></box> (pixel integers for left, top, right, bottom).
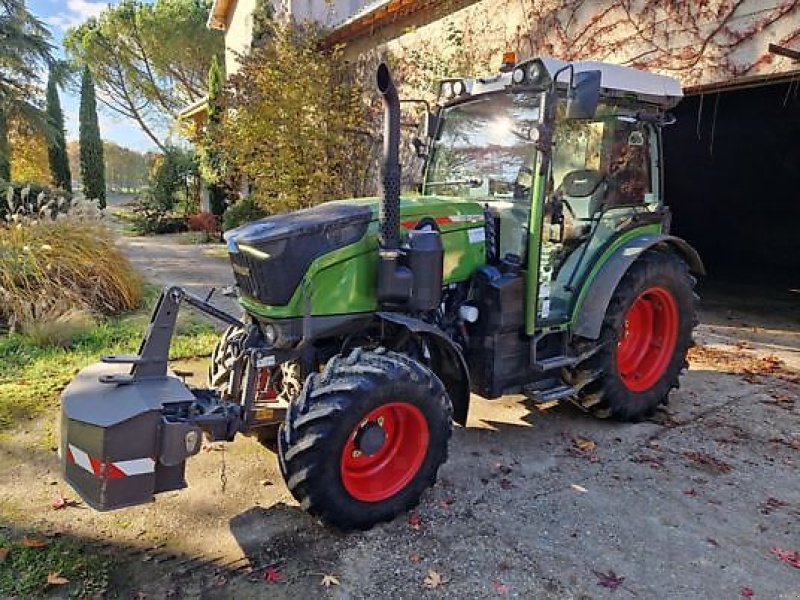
<box><xmin>45</xmin><ymin>71</ymin><xmax>72</xmax><ymax>191</ymax></box>
<box><xmin>79</xmin><ymin>66</ymin><xmax>106</xmax><ymax>207</ymax></box>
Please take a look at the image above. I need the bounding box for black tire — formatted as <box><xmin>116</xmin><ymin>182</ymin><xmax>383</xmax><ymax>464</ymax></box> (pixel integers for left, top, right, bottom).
<box><xmin>207</xmin><ymin>325</ymin><xmax>246</xmax><ymax>399</ymax></box>
<box><xmin>278</xmin><ymin>347</ymin><xmax>453</xmax><ymax>531</ymax></box>
<box><xmin>571</xmin><ymin>250</ymin><xmax>697</xmax><ymax>421</ymax></box>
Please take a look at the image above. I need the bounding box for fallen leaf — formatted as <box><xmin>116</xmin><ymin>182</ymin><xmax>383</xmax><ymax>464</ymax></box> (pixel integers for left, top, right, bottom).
<box><xmin>439</xmin><ymin>497</ymin><xmax>454</xmax><ymax>509</ymax></box>
<box><xmin>683</xmin><ymin>488</ymin><xmax>699</xmax><ymax>497</ymax></box>
<box><xmin>494</xmin><ymin>462</ymin><xmax>512</xmax><ymax>475</ymax></box>
<box><xmin>593</xmin><ymin>569</ymin><xmax>625</xmax><ymax>590</ymax></box>
<box><xmin>741</xmin><ymin>587</ymin><xmax>754</xmax><ymax>598</ymax></box>
<box><xmin>423</xmin><ymin>569</ymin><xmax>448</xmax><ymax>589</ymax></box>
<box><xmin>499</xmin><ymin>478</ymin><xmax>512</xmax><ymax>490</ymax></box>
<box><xmin>684</xmin><ymin>451</ymin><xmax>732</xmax><ymax>474</ymax></box>
<box><xmin>771</xmin><ymin>547</ymin><xmax>800</xmax><ymax>569</ymax></box>
<box><xmin>263</xmin><ymin>566</ymin><xmax>281</xmax><ymax>583</ymax></box>
<box><xmin>493</xmin><ymin>578</ymin><xmax>509</xmax><ymax>594</ymax></box>
<box><xmin>22</xmin><ymin>536</ymin><xmax>48</xmax><ymax>548</ymax></box>
<box><xmin>409</xmin><ymin>552</ymin><xmax>422</xmax><ymax>563</ymax></box>
<box><xmin>0</xmin><ymin>547</ymin><xmax>8</xmax><ymax>563</ymax></box>
<box><xmin>574</xmin><ymin>437</ymin><xmax>597</xmax><ymax>452</ymax></box>
<box><xmin>47</xmin><ymin>572</ymin><xmax>70</xmax><ymax>585</ymax></box>
<box><xmin>408</xmin><ymin>511</ymin><xmax>422</xmax><ymax>531</ymax></box>
<box><xmin>760</xmin><ymin>497</ymin><xmax>789</xmax><ymax>515</ymax></box>
<box><xmin>321</xmin><ymin>574</ymin><xmax>340</xmax><ymax>587</ymax></box>
<box><xmin>571</xmin><ymin>484</ymin><xmax>588</xmax><ymax>493</ymax></box>
<box><xmin>51</xmin><ymin>491</ymin><xmax>80</xmax><ymax>510</ymax></box>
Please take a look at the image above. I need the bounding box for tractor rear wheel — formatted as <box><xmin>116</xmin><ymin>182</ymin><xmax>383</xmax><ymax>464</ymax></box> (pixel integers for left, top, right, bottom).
<box><xmin>572</xmin><ymin>250</ymin><xmax>697</xmax><ymax>421</ymax></box>
<box><xmin>278</xmin><ymin>347</ymin><xmax>452</xmax><ymax>530</ymax></box>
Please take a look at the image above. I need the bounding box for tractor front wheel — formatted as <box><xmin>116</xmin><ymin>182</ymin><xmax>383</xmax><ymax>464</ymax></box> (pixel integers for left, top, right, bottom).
<box><xmin>278</xmin><ymin>348</ymin><xmax>452</xmax><ymax>530</ymax></box>
<box><xmin>573</xmin><ymin>250</ymin><xmax>697</xmax><ymax>421</ymax></box>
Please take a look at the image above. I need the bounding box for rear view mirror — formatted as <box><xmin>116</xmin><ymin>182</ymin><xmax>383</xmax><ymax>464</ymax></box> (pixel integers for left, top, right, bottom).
<box><xmin>566</xmin><ymin>70</ymin><xmax>601</xmax><ymax>120</ymax></box>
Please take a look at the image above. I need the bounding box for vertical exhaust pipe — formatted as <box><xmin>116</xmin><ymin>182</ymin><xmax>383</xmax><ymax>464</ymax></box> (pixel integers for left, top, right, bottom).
<box><xmin>376</xmin><ymin>62</ymin><xmax>401</xmax><ymax>251</ymax></box>
<box><xmin>375</xmin><ymin>63</ymin><xmax>411</xmax><ymax>304</ymax></box>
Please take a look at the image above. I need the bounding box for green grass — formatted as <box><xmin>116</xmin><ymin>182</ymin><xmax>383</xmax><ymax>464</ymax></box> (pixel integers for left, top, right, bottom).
<box><xmin>0</xmin><ymin>297</ymin><xmax>219</xmax><ymax>431</ymax></box>
<box><xmin>0</xmin><ymin>533</ymin><xmax>115</xmax><ymax>598</ymax></box>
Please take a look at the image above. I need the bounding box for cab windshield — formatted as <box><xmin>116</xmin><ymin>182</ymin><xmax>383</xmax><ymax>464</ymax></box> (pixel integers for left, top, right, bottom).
<box><xmin>424</xmin><ymin>92</ymin><xmax>541</xmax><ymax>200</ymax></box>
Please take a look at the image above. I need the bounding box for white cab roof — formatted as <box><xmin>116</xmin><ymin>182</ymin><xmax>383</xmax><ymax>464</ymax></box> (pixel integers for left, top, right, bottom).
<box><xmin>540</xmin><ymin>57</ymin><xmax>683</xmax><ymax>108</ymax></box>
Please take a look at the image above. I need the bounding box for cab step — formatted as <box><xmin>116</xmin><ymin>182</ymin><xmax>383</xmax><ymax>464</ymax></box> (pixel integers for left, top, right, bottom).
<box><xmin>532</xmin><ymin>355</ymin><xmax>577</xmax><ymax>372</ymax></box>
<box><xmin>526</xmin><ymin>384</ymin><xmax>578</xmax><ymax>405</ymax></box>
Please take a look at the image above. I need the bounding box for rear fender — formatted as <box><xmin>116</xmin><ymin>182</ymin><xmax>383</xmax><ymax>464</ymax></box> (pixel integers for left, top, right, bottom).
<box><xmin>573</xmin><ymin>234</ymin><xmax>704</xmax><ymax>340</ymax></box>
<box><xmin>376</xmin><ymin>312</ymin><xmax>470</xmax><ymax>425</ymax></box>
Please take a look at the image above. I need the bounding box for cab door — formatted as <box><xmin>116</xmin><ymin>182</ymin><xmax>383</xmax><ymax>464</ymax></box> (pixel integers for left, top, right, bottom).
<box><xmin>527</xmin><ymin>113</ymin><xmax>661</xmax><ymax>334</ymax></box>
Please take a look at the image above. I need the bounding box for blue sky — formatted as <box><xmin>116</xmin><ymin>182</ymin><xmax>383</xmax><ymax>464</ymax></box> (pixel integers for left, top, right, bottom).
<box><xmin>29</xmin><ymin>0</ymin><xmax>162</xmax><ymax>152</ymax></box>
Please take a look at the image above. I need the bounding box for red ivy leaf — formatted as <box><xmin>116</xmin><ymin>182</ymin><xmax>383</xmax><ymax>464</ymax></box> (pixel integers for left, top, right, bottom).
<box><xmin>493</xmin><ymin>578</ymin><xmax>509</xmax><ymax>594</ymax></box>
<box><xmin>593</xmin><ymin>569</ymin><xmax>625</xmax><ymax>590</ymax></box>
<box><xmin>771</xmin><ymin>547</ymin><xmax>800</xmax><ymax>568</ymax></box>
<box><xmin>408</xmin><ymin>511</ymin><xmax>421</xmax><ymax>531</ymax></box>
<box><xmin>263</xmin><ymin>566</ymin><xmax>281</xmax><ymax>583</ymax></box>
<box><xmin>741</xmin><ymin>587</ymin><xmax>754</xmax><ymax>598</ymax></box>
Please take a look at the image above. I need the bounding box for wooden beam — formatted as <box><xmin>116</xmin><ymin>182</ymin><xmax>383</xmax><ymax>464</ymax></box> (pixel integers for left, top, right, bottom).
<box><xmin>768</xmin><ymin>43</ymin><xmax>800</xmax><ymax>61</ymax></box>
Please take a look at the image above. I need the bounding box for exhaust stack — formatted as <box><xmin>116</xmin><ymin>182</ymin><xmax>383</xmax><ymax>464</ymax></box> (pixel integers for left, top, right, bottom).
<box><xmin>376</xmin><ymin>63</ymin><xmax>412</xmax><ymax>303</ymax></box>
<box><xmin>376</xmin><ymin>62</ymin><xmax>401</xmax><ymax>251</ymax></box>
<box><xmin>374</xmin><ymin>63</ymin><xmax>444</xmax><ymax>310</ymax></box>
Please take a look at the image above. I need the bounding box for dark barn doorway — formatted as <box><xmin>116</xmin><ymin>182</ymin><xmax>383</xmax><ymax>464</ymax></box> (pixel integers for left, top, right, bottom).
<box><xmin>664</xmin><ymin>78</ymin><xmax>800</xmax><ymax>289</ymax></box>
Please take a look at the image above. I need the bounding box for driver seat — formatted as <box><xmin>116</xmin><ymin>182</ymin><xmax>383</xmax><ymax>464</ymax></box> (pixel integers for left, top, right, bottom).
<box><xmin>560</xmin><ymin>169</ymin><xmax>606</xmax><ymax>222</ymax></box>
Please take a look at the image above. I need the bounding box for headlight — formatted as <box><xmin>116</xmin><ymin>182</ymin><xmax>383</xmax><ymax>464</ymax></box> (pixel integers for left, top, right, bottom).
<box><xmin>512</xmin><ymin>67</ymin><xmax>526</xmax><ymax>84</ymax></box>
<box><xmin>441</xmin><ymin>81</ymin><xmax>454</xmax><ymax>98</ymax></box>
<box><xmin>263</xmin><ymin>324</ymin><xmax>277</xmax><ymax>345</ymax></box>
<box><xmin>452</xmin><ymin>80</ymin><xmax>465</xmax><ymax>96</ymax></box>
<box><xmin>528</xmin><ymin>62</ymin><xmax>542</xmax><ymax>82</ymax></box>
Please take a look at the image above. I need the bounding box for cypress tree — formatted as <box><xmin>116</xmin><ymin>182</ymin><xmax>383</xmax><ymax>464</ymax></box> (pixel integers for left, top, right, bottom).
<box><xmin>79</xmin><ymin>66</ymin><xmax>106</xmax><ymax>208</ymax></box>
<box><xmin>46</xmin><ymin>71</ymin><xmax>72</xmax><ymax>191</ymax></box>
<box><xmin>0</xmin><ymin>108</ymin><xmax>9</xmax><ymax>182</ymax></box>
<box><xmin>205</xmin><ymin>55</ymin><xmax>225</xmax><ymax>216</ymax></box>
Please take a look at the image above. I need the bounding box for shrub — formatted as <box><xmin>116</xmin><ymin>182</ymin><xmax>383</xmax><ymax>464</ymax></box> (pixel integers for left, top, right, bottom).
<box><xmin>1</xmin><ymin>181</ymin><xmax>72</xmax><ymax>223</ymax></box>
<box><xmin>216</xmin><ymin>22</ymin><xmax>374</xmax><ymax>215</ymax></box>
<box><xmin>222</xmin><ymin>196</ymin><xmax>267</xmax><ymax>231</ymax></box>
<box><xmin>188</xmin><ymin>211</ymin><xmax>220</xmax><ymax>234</ymax></box>
<box><xmin>0</xmin><ymin>219</ymin><xmax>143</xmax><ymax>330</ymax></box>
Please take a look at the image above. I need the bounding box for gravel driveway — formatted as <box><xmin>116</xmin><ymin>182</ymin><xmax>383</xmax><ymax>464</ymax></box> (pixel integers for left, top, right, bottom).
<box><xmin>3</xmin><ymin>232</ymin><xmax>798</xmax><ymax>599</ymax></box>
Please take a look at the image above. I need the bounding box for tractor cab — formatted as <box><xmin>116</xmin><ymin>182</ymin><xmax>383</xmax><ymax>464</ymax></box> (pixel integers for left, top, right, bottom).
<box><xmin>418</xmin><ymin>56</ymin><xmax>682</xmax><ymax>331</ymax></box>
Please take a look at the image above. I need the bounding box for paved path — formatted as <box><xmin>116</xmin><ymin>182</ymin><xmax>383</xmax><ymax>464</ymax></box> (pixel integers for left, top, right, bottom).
<box><xmin>117</xmin><ymin>233</ymin><xmax>242</xmax><ymax>325</ymax></box>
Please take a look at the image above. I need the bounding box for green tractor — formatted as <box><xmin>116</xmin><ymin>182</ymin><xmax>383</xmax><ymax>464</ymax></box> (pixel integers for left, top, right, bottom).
<box><xmin>60</xmin><ymin>56</ymin><xmax>702</xmax><ymax>530</ymax></box>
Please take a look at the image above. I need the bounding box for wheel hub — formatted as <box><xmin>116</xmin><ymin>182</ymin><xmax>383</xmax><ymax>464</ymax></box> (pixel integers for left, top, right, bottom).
<box><xmin>354</xmin><ymin>421</ymin><xmax>387</xmax><ymax>456</ymax></box>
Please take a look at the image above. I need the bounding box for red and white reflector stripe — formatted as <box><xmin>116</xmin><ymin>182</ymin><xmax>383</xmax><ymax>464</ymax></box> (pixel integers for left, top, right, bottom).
<box><xmin>66</xmin><ymin>443</ymin><xmax>155</xmax><ymax>479</ymax></box>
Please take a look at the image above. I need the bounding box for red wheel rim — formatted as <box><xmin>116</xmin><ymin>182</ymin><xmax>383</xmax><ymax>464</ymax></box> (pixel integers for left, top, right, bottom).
<box><xmin>616</xmin><ymin>286</ymin><xmax>679</xmax><ymax>392</ymax></box>
<box><xmin>340</xmin><ymin>402</ymin><xmax>429</xmax><ymax>502</ymax></box>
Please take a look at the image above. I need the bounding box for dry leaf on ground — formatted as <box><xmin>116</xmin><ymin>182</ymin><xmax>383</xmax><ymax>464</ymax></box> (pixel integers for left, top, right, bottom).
<box><xmin>593</xmin><ymin>569</ymin><xmax>625</xmax><ymax>590</ymax></box>
<box><xmin>574</xmin><ymin>437</ymin><xmax>597</xmax><ymax>452</ymax></box>
<box><xmin>0</xmin><ymin>547</ymin><xmax>8</xmax><ymax>563</ymax></box>
<box><xmin>408</xmin><ymin>511</ymin><xmax>422</xmax><ymax>530</ymax></box>
<box><xmin>321</xmin><ymin>574</ymin><xmax>340</xmax><ymax>587</ymax></box>
<box><xmin>47</xmin><ymin>572</ymin><xmax>70</xmax><ymax>585</ymax></box>
<box><xmin>771</xmin><ymin>547</ymin><xmax>800</xmax><ymax>569</ymax></box>
<box><xmin>22</xmin><ymin>536</ymin><xmax>48</xmax><ymax>548</ymax></box>
<box><xmin>263</xmin><ymin>565</ymin><xmax>281</xmax><ymax>583</ymax></box>
<box><xmin>423</xmin><ymin>569</ymin><xmax>448</xmax><ymax>589</ymax></box>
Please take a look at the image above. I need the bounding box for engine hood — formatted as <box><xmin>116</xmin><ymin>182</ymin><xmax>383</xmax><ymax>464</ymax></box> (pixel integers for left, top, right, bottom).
<box><xmin>224</xmin><ymin>196</ymin><xmax>484</xmax><ymax>307</ymax></box>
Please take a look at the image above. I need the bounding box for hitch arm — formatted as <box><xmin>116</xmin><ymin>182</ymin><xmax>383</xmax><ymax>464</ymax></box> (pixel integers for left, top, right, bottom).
<box><xmin>100</xmin><ymin>286</ymin><xmax>245</xmax><ymax>384</ymax></box>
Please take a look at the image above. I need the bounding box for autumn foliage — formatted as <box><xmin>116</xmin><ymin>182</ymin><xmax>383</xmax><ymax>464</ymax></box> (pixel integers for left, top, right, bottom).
<box><xmin>215</xmin><ymin>23</ymin><xmax>374</xmax><ymax>215</ymax></box>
